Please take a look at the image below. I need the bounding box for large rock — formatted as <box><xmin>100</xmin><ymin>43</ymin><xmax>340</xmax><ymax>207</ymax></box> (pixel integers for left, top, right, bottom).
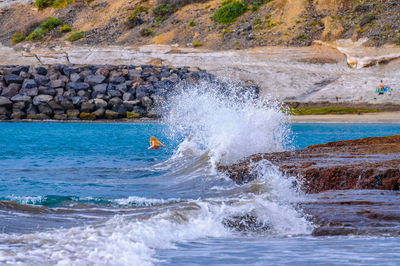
<box><xmin>67</xmin><ymin>109</ymin><xmax>80</xmax><ymax>118</ymax></box>
<box><xmin>220</xmin><ymin>135</ymin><xmax>400</xmax><ymax>193</ymax></box>
<box><xmin>38</xmin><ymin>87</ymin><xmax>56</xmax><ymax>96</ymax></box>
<box><xmin>79</xmin><ymin>112</ymin><xmax>96</xmax><ymax>120</ymax></box>
<box><xmin>81</xmin><ymin>102</ymin><xmax>95</xmax><ymax>113</ymax></box>
<box><xmin>70</xmin><ymin>73</ymin><xmax>83</xmax><ymax>83</ymax></box>
<box><xmin>1</xmin><ymin>84</ymin><xmax>20</xmax><ymax>97</ymax></box>
<box><xmin>107</xmin><ymin>90</ymin><xmax>122</xmax><ymax>98</ymax></box>
<box><xmin>71</xmin><ymin>96</ymin><xmax>84</xmax><ymax>105</ymax></box>
<box><xmin>22</xmin><ymin>79</ymin><xmax>37</xmax><ymax>90</ymax></box>
<box><xmin>93</xmin><ymin>108</ymin><xmax>105</xmax><ymax>118</ymax></box>
<box><xmin>140</xmin><ymin>96</ymin><xmax>153</xmax><ymax>109</ymax></box>
<box><xmin>109</xmin><ymin>76</ymin><xmax>125</xmax><ymax>84</ymax></box>
<box><xmin>105</xmin><ymin>110</ymin><xmax>119</xmax><ymax>119</ymax></box>
<box><xmin>85</xmin><ymin>75</ymin><xmax>106</xmax><ymax>86</ymax></box>
<box><xmin>26</xmin><ymin>104</ymin><xmax>37</xmax><ymax>115</ymax></box>
<box><xmin>48</xmin><ymin>100</ymin><xmax>64</xmax><ymax>111</ymax></box>
<box><xmin>109</xmin><ymin>97</ymin><xmax>123</xmax><ymax>106</ymax></box>
<box><xmin>49</xmin><ymin>80</ymin><xmax>65</xmax><ymax>89</ymax></box>
<box><xmin>60</xmin><ymin>100</ymin><xmax>75</xmax><ymax>110</ymax></box>
<box><xmin>33</xmin><ymin>74</ymin><xmax>49</xmax><ymax>86</ymax></box>
<box><xmin>94</xmin><ymin>98</ymin><xmax>108</xmax><ymax>109</ymax></box>
<box><xmin>11</xmin><ymin>111</ymin><xmax>25</xmax><ymax>120</ymax></box>
<box><xmin>33</xmin><ymin>95</ymin><xmax>53</xmax><ymax>105</ymax></box>
<box><xmin>0</xmin><ymin>96</ymin><xmax>12</xmax><ymax>107</ymax></box>
<box><xmin>20</xmin><ymin>87</ymin><xmax>38</xmax><ymax>97</ymax></box>
<box><xmin>11</xmin><ymin>95</ymin><xmax>31</xmax><ymax>103</ymax></box>
<box><xmin>12</xmin><ymin>101</ymin><xmax>26</xmax><ymax>111</ymax></box>
<box><xmin>4</xmin><ymin>74</ymin><xmax>23</xmax><ymax>85</ymax></box>
<box><xmin>122</xmin><ymin>92</ymin><xmax>133</xmax><ymax>101</ymax></box>
<box><xmin>37</xmin><ymin>104</ymin><xmax>53</xmax><ymax>116</ymax></box>
<box><xmin>136</xmin><ymin>84</ymin><xmax>154</xmax><ymax>98</ymax></box>
<box><xmin>67</xmin><ymin>82</ymin><xmax>90</xmax><ymax>91</ymax></box>
<box><xmin>35</xmin><ymin>67</ymin><xmax>47</xmax><ymax>75</ymax></box>
<box><xmin>93</xmin><ymin>83</ymin><xmax>107</xmax><ymax>93</ymax></box>
<box><xmin>63</xmin><ymin>89</ymin><xmax>76</xmax><ymax>99</ymax></box>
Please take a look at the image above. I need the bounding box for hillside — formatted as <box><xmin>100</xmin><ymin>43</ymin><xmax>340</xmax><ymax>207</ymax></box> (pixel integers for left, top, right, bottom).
<box><xmin>0</xmin><ymin>0</ymin><xmax>399</xmax><ymax>49</ymax></box>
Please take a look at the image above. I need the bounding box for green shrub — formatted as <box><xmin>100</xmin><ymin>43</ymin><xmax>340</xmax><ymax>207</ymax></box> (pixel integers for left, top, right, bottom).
<box><xmin>52</xmin><ymin>0</ymin><xmax>74</xmax><ymax>8</ymax></box>
<box><xmin>221</xmin><ymin>0</ymin><xmax>234</xmax><ymax>5</ymax></box>
<box><xmin>26</xmin><ymin>17</ymin><xmax>63</xmax><ymax>41</ymax></box>
<box><xmin>192</xmin><ymin>41</ymin><xmax>203</xmax><ymax>47</ymax></box>
<box><xmin>128</xmin><ymin>5</ymin><xmax>149</xmax><ymax>26</ymax></box>
<box><xmin>141</xmin><ymin>28</ymin><xmax>154</xmax><ymax>36</ymax></box>
<box><xmin>26</xmin><ymin>28</ymin><xmax>46</xmax><ymax>41</ymax></box>
<box><xmin>84</xmin><ymin>0</ymin><xmax>94</xmax><ymax>3</ymax></box>
<box><xmin>40</xmin><ymin>17</ymin><xmax>63</xmax><ymax>31</ymax></box>
<box><xmin>188</xmin><ymin>20</ymin><xmax>196</xmax><ymax>27</ymax></box>
<box><xmin>212</xmin><ymin>1</ymin><xmax>248</xmax><ymax>24</ymax></box>
<box><xmin>153</xmin><ymin>4</ymin><xmax>176</xmax><ymax>23</ymax></box>
<box><xmin>296</xmin><ymin>33</ymin><xmax>309</xmax><ymax>41</ymax></box>
<box><xmin>289</xmin><ymin>107</ymin><xmax>382</xmax><ymax>115</ymax></box>
<box><xmin>67</xmin><ymin>31</ymin><xmax>85</xmax><ymax>42</ymax></box>
<box><xmin>11</xmin><ymin>33</ymin><xmax>26</xmax><ymax>44</ymax></box>
<box><xmin>59</xmin><ymin>24</ymin><xmax>72</xmax><ymax>33</ymax></box>
<box><xmin>34</xmin><ymin>0</ymin><xmax>54</xmax><ymax>9</ymax></box>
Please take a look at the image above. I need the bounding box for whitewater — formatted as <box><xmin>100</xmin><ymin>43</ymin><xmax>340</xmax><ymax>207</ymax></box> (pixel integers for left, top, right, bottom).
<box><xmin>1</xmin><ymin>81</ymin><xmax>400</xmax><ymax>265</ymax></box>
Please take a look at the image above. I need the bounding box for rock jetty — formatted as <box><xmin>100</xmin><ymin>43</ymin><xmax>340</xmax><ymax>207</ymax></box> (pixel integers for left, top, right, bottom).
<box><xmin>220</xmin><ymin>135</ymin><xmax>400</xmax><ymax>193</ymax></box>
<box><xmin>0</xmin><ymin>64</ymin><xmax>215</xmax><ymax>121</ymax></box>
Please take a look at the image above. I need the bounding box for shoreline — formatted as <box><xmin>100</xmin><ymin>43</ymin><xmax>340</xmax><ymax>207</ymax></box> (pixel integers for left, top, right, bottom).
<box><xmin>291</xmin><ymin>111</ymin><xmax>400</xmax><ymax>123</ymax></box>
<box><xmin>2</xmin><ymin>112</ymin><xmax>400</xmax><ymax>124</ymax></box>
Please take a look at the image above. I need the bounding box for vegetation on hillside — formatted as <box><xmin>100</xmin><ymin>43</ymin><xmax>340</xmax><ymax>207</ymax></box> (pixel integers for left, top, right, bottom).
<box><xmin>212</xmin><ymin>1</ymin><xmax>248</xmax><ymax>24</ymax></box>
<box><xmin>67</xmin><ymin>31</ymin><xmax>85</xmax><ymax>42</ymax></box>
<box><xmin>4</xmin><ymin>0</ymin><xmax>400</xmax><ymax>48</ymax></box>
<box><xmin>24</xmin><ymin>17</ymin><xmax>63</xmax><ymax>41</ymax></box>
<box><xmin>289</xmin><ymin>107</ymin><xmax>382</xmax><ymax>115</ymax></box>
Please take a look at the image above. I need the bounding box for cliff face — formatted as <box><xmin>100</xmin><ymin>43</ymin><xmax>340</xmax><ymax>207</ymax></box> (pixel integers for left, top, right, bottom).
<box><xmin>0</xmin><ymin>0</ymin><xmax>399</xmax><ymax>49</ymax></box>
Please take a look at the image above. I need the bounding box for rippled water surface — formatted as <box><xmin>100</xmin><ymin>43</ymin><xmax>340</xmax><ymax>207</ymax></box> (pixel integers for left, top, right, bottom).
<box><xmin>1</xmin><ymin>121</ymin><xmax>400</xmax><ymax>265</ymax></box>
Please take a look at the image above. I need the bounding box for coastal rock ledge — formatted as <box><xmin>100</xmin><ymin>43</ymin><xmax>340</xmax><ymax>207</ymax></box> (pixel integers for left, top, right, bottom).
<box><xmin>220</xmin><ymin>135</ymin><xmax>400</xmax><ymax>193</ymax></box>
<box><xmin>0</xmin><ymin>64</ymin><xmax>217</xmax><ymax>121</ymax></box>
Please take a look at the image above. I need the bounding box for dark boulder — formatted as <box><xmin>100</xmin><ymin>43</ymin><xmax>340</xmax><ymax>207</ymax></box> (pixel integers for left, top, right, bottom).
<box><xmin>85</xmin><ymin>75</ymin><xmax>106</xmax><ymax>86</ymax></box>
<box><xmin>81</xmin><ymin>102</ymin><xmax>95</xmax><ymax>113</ymax></box>
<box><xmin>22</xmin><ymin>79</ymin><xmax>37</xmax><ymax>90</ymax></box>
<box><xmin>67</xmin><ymin>82</ymin><xmax>90</xmax><ymax>91</ymax></box>
<box><xmin>35</xmin><ymin>67</ymin><xmax>48</xmax><ymax>75</ymax></box>
<box><xmin>4</xmin><ymin>74</ymin><xmax>23</xmax><ymax>85</ymax></box>
<box><xmin>1</xmin><ymin>84</ymin><xmax>20</xmax><ymax>98</ymax></box>
<box><xmin>0</xmin><ymin>96</ymin><xmax>12</xmax><ymax>107</ymax></box>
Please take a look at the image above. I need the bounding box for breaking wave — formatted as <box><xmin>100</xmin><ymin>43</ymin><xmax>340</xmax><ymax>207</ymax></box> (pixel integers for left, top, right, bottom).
<box><xmin>0</xmin><ymin>81</ymin><xmax>312</xmax><ymax>265</ymax></box>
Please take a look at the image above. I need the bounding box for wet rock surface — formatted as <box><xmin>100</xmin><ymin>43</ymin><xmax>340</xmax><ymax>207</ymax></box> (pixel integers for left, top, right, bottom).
<box><xmin>220</xmin><ymin>135</ymin><xmax>400</xmax><ymax>236</ymax></box>
<box><xmin>0</xmin><ymin>64</ymin><xmax>224</xmax><ymax>121</ymax></box>
<box><xmin>220</xmin><ymin>135</ymin><xmax>400</xmax><ymax>193</ymax></box>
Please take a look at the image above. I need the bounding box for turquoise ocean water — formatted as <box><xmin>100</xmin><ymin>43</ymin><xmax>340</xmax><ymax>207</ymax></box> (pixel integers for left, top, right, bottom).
<box><xmin>0</xmin><ymin>122</ymin><xmax>400</xmax><ymax>265</ymax></box>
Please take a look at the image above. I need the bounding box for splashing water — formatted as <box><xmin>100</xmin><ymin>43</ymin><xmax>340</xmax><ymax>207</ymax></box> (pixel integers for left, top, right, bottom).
<box><xmin>0</xmin><ymin>80</ymin><xmax>314</xmax><ymax>265</ymax></box>
<box><xmin>163</xmin><ymin>81</ymin><xmax>291</xmax><ymax>166</ymax></box>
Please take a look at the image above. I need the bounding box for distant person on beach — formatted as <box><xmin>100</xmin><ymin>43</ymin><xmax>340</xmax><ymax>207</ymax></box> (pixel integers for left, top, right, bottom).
<box><xmin>148</xmin><ymin>136</ymin><xmax>166</xmax><ymax>150</ymax></box>
<box><xmin>378</xmin><ymin>80</ymin><xmax>385</xmax><ymax>91</ymax></box>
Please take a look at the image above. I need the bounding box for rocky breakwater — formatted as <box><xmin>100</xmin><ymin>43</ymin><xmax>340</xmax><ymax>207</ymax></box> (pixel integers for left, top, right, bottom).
<box><xmin>220</xmin><ymin>135</ymin><xmax>400</xmax><ymax>236</ymax></box>
<box><xmin>0</xmin><ymin>64</ymin><xmax>215</xmax><ymax>121</ymax></box>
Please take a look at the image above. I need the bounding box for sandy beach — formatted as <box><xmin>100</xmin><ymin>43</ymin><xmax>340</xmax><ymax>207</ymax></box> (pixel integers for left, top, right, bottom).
<box><xmin>292</xmin><ymin>111</ymin><xmax>400</xmax><ymax>123</ymax></box>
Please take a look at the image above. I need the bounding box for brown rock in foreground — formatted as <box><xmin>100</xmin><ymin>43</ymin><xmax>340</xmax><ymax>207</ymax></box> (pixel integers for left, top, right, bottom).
<box><xmin>220</xmin><ymin>135</ymin><xmax>400</xmax><ymax>193</ymax></box>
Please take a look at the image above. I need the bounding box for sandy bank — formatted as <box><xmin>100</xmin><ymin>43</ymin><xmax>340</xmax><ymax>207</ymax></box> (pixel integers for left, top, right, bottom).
<box><xmin>292</xmin><ymin>111</ymin><xmax>400</xmax><ymax>123</ymax></box>
<box><xmin>1</xmin><ymin>43</ymin><xmax>400</xmax><ymax>105</ymax></box>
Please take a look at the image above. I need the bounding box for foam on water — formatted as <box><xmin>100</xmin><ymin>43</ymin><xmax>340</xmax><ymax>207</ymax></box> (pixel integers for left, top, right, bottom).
<box><xmin>0</xmin><ymin>160</ymin><xmax>311</xmax><ymax>265</ymax></box>
<box><xmin>0</xmin><ymin>81</ymin><xmax>312</xmax><ymax>265</ymax></box>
